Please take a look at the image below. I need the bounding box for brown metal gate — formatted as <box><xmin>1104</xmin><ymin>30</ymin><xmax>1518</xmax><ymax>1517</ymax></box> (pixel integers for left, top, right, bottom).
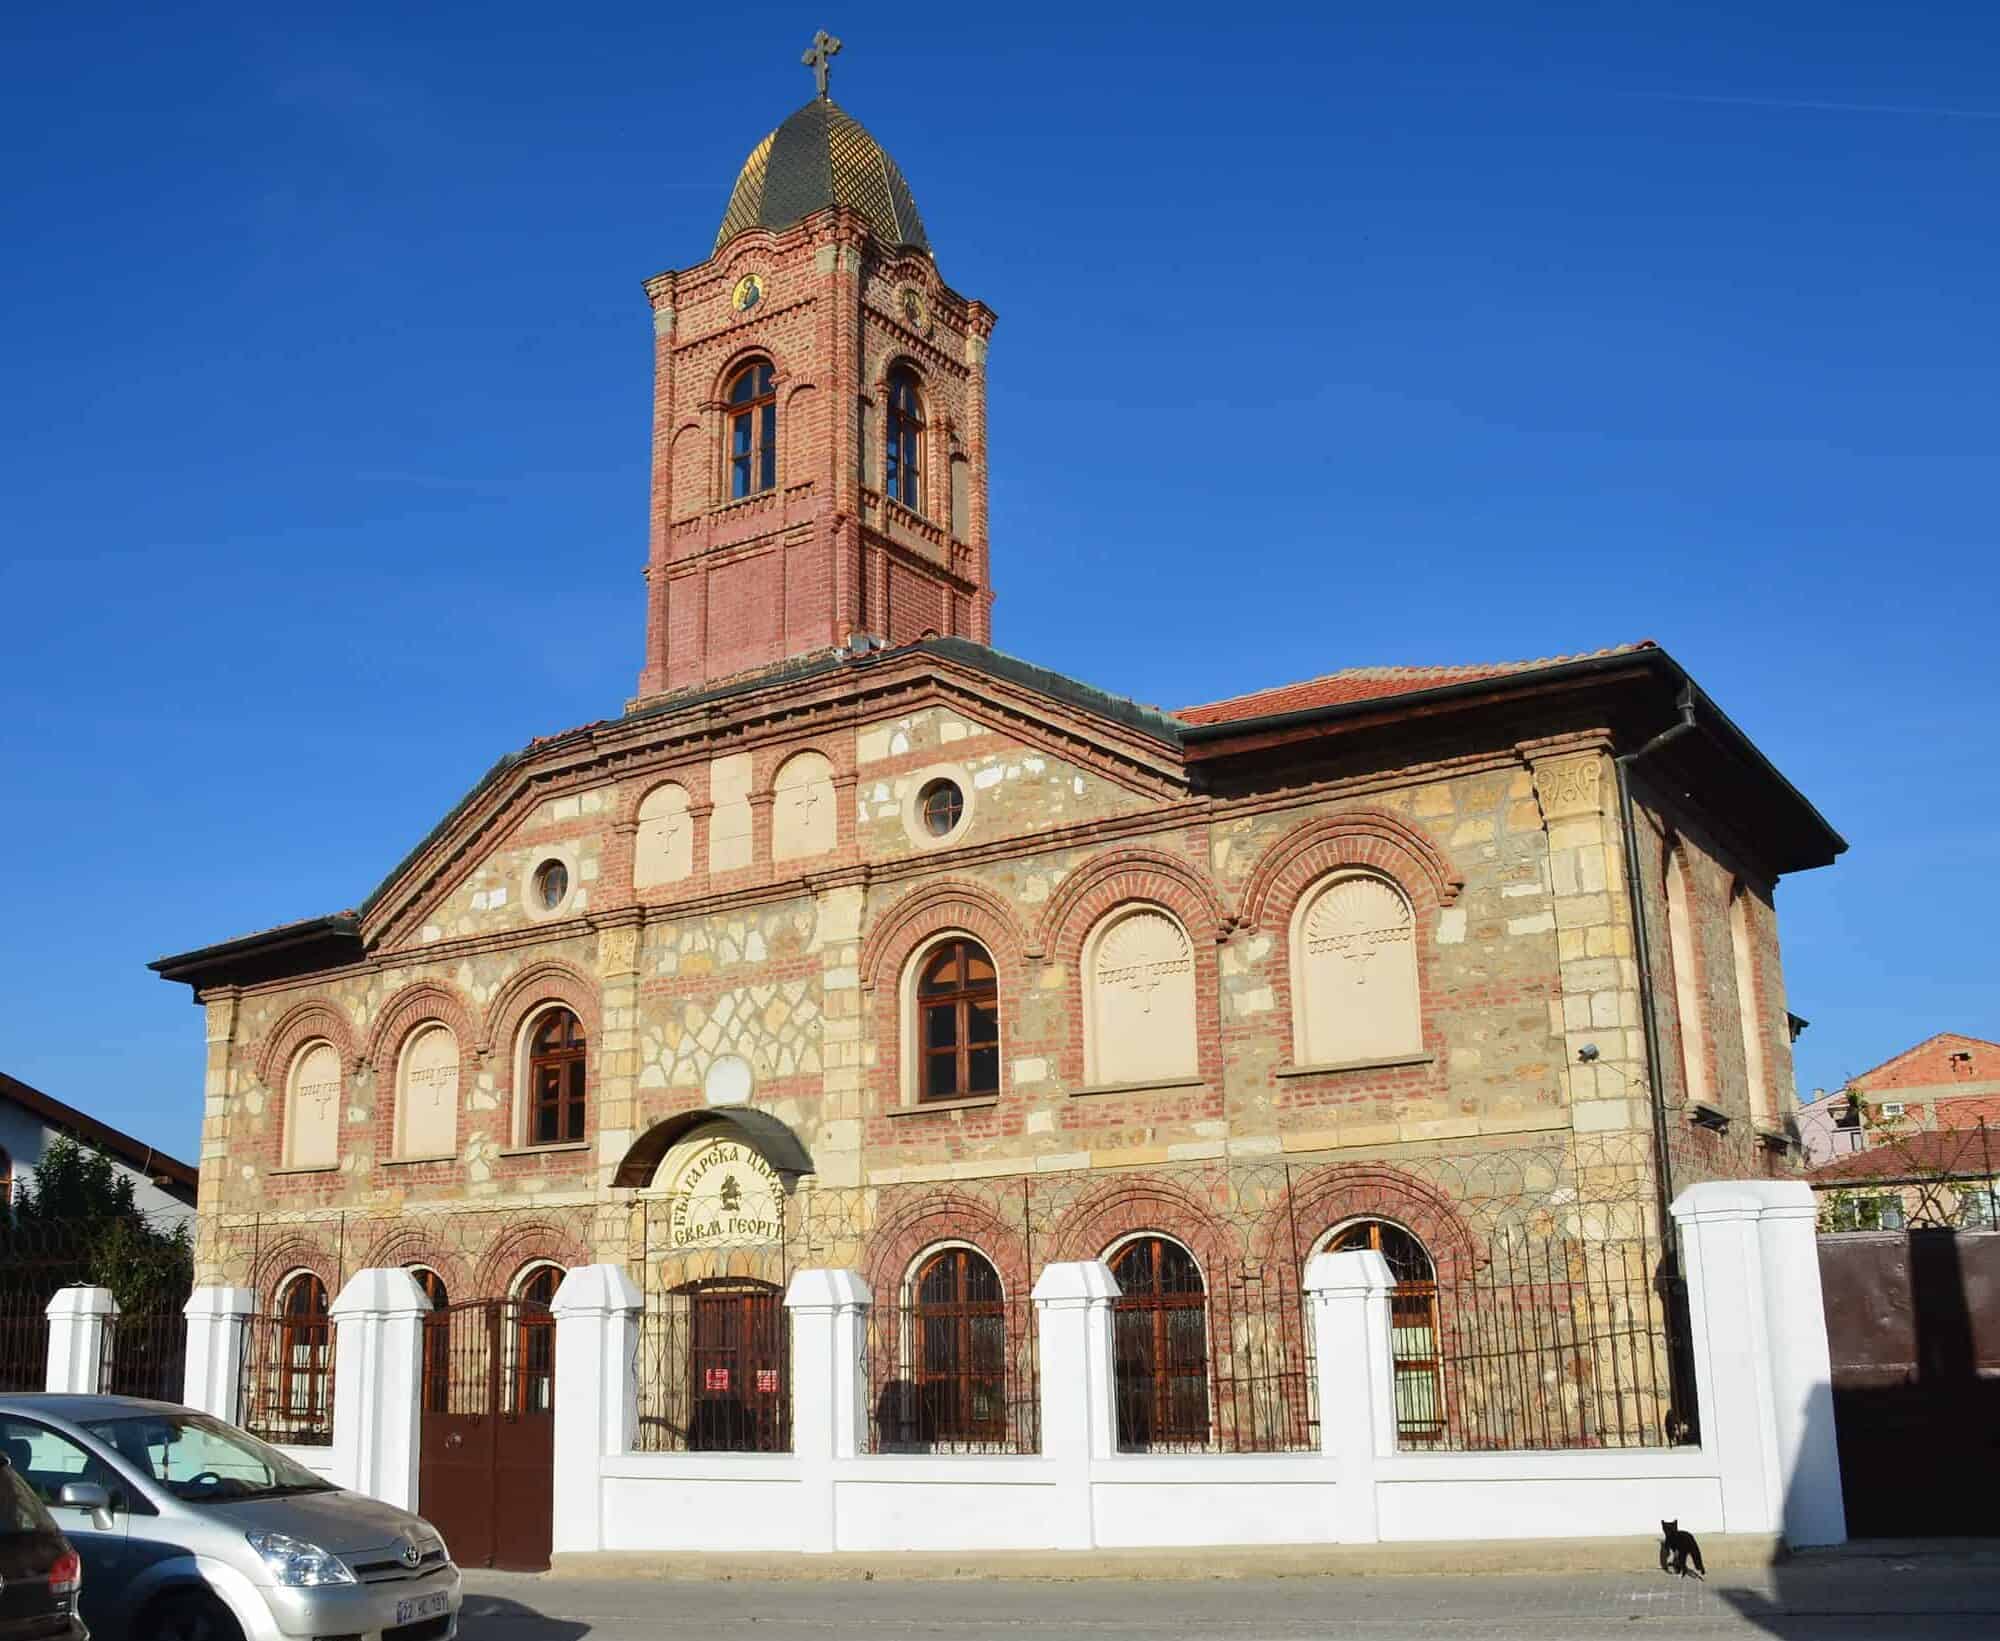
<box><xmin>1819</xmin><ymin>1229</ymin><xmax>2000</xmax><ymax>1536</ymax></box>
<box><xmin>417</xmin><ymin>1298</ymin><xmax>556</xmax><ymax>1570</ymax></box>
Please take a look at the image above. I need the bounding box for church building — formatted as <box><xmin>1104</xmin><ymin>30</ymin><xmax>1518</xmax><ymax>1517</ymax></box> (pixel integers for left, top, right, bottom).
<box><xmin>154</xmin><ymin>38</ymin><xmax>1844</xmax><ymax>1563</ymax></box>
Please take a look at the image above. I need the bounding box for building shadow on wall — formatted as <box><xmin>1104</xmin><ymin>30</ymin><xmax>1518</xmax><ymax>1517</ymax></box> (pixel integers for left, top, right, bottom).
<box><xmin>457</xmin><ymin>1591</ymin><xmax>592</xmax><ymax>1639</ymax></box>
<box><xmin>1719</xmin><ymin>1228</ymin><xmax>2000</xmax><ymax>1636</ymax></box>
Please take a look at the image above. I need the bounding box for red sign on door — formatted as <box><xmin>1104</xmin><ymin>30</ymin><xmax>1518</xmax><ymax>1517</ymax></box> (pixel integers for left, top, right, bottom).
<box><xmin>755</xmin><ymin>1368</ymin><xmax>779</xmax><ymax>1394</ymax></box>
<box><xmin>705</xmin><ymin>1367</ymin><xmax>731</xmax><ymax>1392</ymax></box>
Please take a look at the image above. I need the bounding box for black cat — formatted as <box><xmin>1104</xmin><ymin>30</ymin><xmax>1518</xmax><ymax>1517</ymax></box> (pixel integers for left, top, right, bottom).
<box><xmin>1659</xmin><ymin>1519</ymin><xmax>1705</xmax><ymax>1578</ymax></box>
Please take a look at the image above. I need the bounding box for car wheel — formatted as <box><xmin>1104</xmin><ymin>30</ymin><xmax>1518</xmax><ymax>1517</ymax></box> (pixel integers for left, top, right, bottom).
<box><xmin>148</xmin><ymin>1590</ymin><xmax>246</xmax><ymax>1641</ymax></box>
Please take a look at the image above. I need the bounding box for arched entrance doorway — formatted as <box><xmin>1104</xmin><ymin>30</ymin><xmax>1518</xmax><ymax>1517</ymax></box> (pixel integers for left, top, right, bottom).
<box><xmin>622</xmin><ymin>1114</ymin><xmax>811</xmax><ymax>1455</ymax></box>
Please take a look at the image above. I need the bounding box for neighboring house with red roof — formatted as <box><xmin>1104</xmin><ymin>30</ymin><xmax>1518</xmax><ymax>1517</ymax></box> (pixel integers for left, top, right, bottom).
<box><xmin>1802</xmin><ymin>1033</ymin><xmax>2000</xmax><ymax>1230</ymax></box>
<box><xmin>1798</xmin><ymin>1032</ymin><xmax>2000</xmax><ymax>1166</ymax></box>
<box><xmin>0</xmin><ymin>1070</ymin><xmax>198</xmax><ymax>1223</ymax></box>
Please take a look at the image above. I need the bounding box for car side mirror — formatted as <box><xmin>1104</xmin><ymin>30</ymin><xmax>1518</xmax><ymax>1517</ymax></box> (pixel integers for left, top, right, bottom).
<box><xmin>57</xmin><ymin>1482</ymin><xmax>114</xmax><ymax>1529</ymax></box>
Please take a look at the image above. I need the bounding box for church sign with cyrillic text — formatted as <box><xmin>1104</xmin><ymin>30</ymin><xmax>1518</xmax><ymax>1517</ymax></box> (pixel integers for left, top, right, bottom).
<box><xmin>662</xmin><ymin>1137</ymin><xmax>785</xmax><ymax>1249</ymax></box>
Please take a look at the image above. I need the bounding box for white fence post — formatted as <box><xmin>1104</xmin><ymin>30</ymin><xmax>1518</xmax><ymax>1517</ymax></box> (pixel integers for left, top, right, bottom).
<box><xmin>182</xmin><ymin>1286</ymin><xmax>255</xmax><ymax>1421</ymax></box>
<box><xmin>549</xmin><ymin>1264</ymin><xmax>643</xmax><ymax>1557</ymax></box>
<box><xmin>1670</xmin><ymin>1184</ymin><xmax>1782</xmax><ymax>1536</ymax></box>
<box><xmin>1030</xmin><ymin>1260</ymin><xmax>1119</xmax><ymax>1551</ymax></box>
<box><xmin>1745</xmin><ymin>1181</ymin><xmax>1847</xmax><ymax>1547</ymax></box>
<box><xmin>785</xmin><ymin>1268</ymin><xmax>870</xmax><ymax>1554</ymax></box>
<box><xmin>1304</xmin><ymin>1248</ymin><xmax>1393</xmax><ymax>1544</ymax></box>
<box><xmin>327</xmin><ymin>1268</ymin><xmax>429</xmax><ymax>1508</ymax></box>
<box><xmin>45</xmin><ymin>1286</ymin><xmax>118</xmax><ymax>1395</ymax></box>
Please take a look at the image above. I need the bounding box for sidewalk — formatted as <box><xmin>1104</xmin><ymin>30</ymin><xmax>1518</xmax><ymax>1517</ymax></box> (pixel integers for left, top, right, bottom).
<box><xmin>551</xmin><ymin>1533</ymin><xmax>1787</xmax><ymax>1582</ymax></box>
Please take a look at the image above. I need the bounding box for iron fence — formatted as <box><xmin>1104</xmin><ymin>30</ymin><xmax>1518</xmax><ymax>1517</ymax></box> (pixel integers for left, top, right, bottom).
<box><xmin>635</xmin><ymin>1282</ymin><xmax>792</xmax><ymax>1452</ymax></box>
<box><xmin>106</xmin><ymin>1305</ymin><xmax>189</xmax><ymax>1402</ymax></box>
<box><xmin>0</xmin><ymin>1207</ymin><xmax>193</xmax><ymax>1395</ymax></box>
<box><xmin>239</xmin><ymin>1312</ymin><xmax>334</xmax><ymax>1447</ymax></box>
<box><xmin>202</xmin><ymin>1132</ymin><xmax>1694</xmax><ymax>1458</ymax></box>
<box><xmin>864</xmin><ymin>1289</ymin><xmax>1040</xmax><ymax>1454</ymax></box>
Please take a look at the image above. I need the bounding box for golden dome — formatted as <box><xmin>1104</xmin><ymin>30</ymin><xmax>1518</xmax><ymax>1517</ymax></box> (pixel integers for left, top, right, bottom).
<box><xmin>715</xmin><ymin>98</ymin><xmax>929</xmax><ymax>255</ymax></box>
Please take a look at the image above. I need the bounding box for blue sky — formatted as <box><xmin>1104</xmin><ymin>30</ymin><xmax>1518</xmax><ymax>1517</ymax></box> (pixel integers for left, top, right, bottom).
<box><xmin>3</xmin><ymin>3</ymin><xmax>1995</xmax><ymax>1160</ymax></box>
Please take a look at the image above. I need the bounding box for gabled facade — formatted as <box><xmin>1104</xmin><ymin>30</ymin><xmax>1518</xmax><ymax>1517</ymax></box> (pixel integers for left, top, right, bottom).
<box><xmin>152</xmin><ymin>50</ymin><xmax>1845</xmax><ymax>1536</ymax></box>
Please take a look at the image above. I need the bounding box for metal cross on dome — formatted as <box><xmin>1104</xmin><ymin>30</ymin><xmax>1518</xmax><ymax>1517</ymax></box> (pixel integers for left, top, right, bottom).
<box><xmin>802</xmin><ymin>29</ymin><xmax>842</xmax><ymax>99</ymax></box>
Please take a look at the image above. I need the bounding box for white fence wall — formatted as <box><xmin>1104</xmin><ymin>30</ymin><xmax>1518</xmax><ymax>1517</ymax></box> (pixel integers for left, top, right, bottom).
<box><xmin>171</xmin><ymin>1177</ymin><xmax>1847</xmax><ymax>1555</ymax></box>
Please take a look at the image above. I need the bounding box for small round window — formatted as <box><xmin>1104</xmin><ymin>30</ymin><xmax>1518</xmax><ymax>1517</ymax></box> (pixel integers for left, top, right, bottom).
<box><xmin>918</xmin><ymin>779</ymin><xmax>964</xmax><ymax>838</ymax></box>
<box><xmin>533</xmin><ymin>859</ymin><xmax>570</xmax><ymax>910</ymax></box>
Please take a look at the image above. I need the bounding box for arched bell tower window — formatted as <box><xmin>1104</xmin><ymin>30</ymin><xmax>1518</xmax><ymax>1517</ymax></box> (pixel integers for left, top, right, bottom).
<box><xmin>885</xmin><ymin>366</ymin><xmax>925</xmax><ymax>511</ymax></box>
<box><xmin>726</xmin><ymin>359</ymin><xmax>777</xmax><ymax>500</ymax></box>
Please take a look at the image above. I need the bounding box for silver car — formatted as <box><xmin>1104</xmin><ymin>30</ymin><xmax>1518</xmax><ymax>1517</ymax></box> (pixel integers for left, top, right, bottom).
<box><xmin>0</xmin><ymin>1395</ymin><xmax>461</xmax><ymax>1641</ymax></box>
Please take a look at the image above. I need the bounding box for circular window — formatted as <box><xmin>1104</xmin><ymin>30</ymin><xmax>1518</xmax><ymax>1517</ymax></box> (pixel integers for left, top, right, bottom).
<box><xmin>532</xmin><ymin>859</ymin><xmax>570</xmax><ymax>911</ymax></box>
<box><xmin>918</xmin><ymin>779</ymin><xmax>964</xmax><ymax>838</ymax></box>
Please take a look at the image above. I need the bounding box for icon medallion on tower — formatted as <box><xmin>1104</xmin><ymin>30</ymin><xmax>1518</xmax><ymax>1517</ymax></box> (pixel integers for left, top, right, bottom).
<box><xmin>731</xmin><ymin>273</ymin><xmax>764</xmax><ymax>313</ymax></box>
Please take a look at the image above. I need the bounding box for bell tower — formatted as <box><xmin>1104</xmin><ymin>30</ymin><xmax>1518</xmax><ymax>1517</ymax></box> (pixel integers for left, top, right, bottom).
<box><xmin>634</xmin><ymin>35</ymin><xmax>997</xmax><ymax>704</ymax></box>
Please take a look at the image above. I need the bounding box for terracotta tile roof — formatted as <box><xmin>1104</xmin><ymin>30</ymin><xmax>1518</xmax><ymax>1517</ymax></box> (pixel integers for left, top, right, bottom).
<box><xmin>1810</xmin><ymin>1126</ymin><xmax>2000</xmax><ymax>1186</ymax></box>
<box><xmin>1174</xmin><ymin>642</ymin><xmax>1659</xmax><ymax>726</ymax></box>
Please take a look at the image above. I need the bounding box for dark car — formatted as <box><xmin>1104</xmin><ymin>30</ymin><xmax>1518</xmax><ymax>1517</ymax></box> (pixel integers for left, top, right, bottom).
<box><xmin>0</xmin><ymin>1456</ymin><xmax>85</xmax><ymax>1640</ymax></box>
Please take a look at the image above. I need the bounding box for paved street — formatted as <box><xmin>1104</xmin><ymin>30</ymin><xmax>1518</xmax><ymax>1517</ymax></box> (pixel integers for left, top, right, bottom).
<box><xmin>460</xmin><ymin>1556</ymin><xmax>2000</xmax><ymax>1639</ymax></box>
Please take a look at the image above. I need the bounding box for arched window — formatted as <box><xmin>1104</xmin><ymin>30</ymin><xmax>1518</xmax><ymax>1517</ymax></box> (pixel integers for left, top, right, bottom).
<box><xmin>1729</xmin><ymin>882</ymin><xmax>1772</xmax><ymax>1129</ymax></box>
<box><xmin>276</xmin><ymin>1273</ymin><xmax>331</xmax><ymax>1437</ymax></box>
<box><xmin>284</xmin><ymin>1039</ymin><xmax>341</xmax><ymax>1170</ymax></box>
<box><xmin>726</xmin><ymin>359</ymin><xmax>777</xmax><ymax>500</ymax></box>
<box><xmin>1663</xmin><ymin>847</ymin><xmax>1710</xmax><ymax>1108</ymax></box>
<box><xmin>885</xmin><ymin>367</ymin><xmax>925</xmax><ymax>511</ymax></box>
<box><xmin>395</xmin><ymin>1023</ymin><xmax>459</xmax><ymax>1161</ymax></box>
<box><xmin>1109</xmin><ymin>1236</ymin><xmax>1208</xmax><ymax>1450</ymax></box>
<box><xmin>916</xmin><ymin>939</ymin><xmax>999</xmax><ymax>1102</ymax></box>
<box><xmin>525</xmin><ymin>1008</ymin><xmax>587</xmax><ymax>1146</ymax></box>
<box><xmin>1323</xmin><ymin>1220</ymin><xmax>1443</xmax><ymax>1444</ymax></box>
<box><xmin>1290</xmin><ymin>872</ymin><xmax>1422</xmax><ymax>1067</ymax></box>
<box><xmin>1085</xmin><ymin>906</ymin><xmax>1198</xmax><ymax>1085</ymax></box>
<box><xmin>409</xmin><ymin>1267</ymin><xmax>450</xmax><ymax>1414</ymax></box>
<box><xmin>508</xmin><ymin>1263</ymin><xmax>561</xmax><ymax>1415</ymax></box>
<box><xmin>911</xmin><ymin>1247</ymin><xmax>1006</xmax><ymax>1445</ymax></box>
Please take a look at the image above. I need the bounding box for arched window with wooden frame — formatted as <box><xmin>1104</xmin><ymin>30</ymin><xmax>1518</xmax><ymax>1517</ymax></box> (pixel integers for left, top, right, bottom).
<box><xmin>275</xmin><ymin>1272</ymin><xmax>331</xmax><ymax>1439</ymax></box>
<box><xmin>1323</xmin><ymin>1219</ymin><xmax>1443</xmax><ymax>1444</ymax></box>
<box><xmin>1108</xmin><ymin>1235</ymin><xmax>1209</xmax><ymax>1450</ymax></box>
<box><xmin>524</xmin><ymin>1008</ymin><xmax>587</xmax><ymax>1146</ymax></box>
<box><xmin>915</xmin><ymin>938</ymin><xmax>999</xmax><ymax>1103</ymax></box>
<box><xmin>725</xmin><ymin>358</ymin><xmax>777</xmax><ymax>500</ymax></box>
<box><xmin>884</xmin><ymin>365</ymin><xmax>925</xmax><ymax>512</ymax></box>
<box><xmin>507</xmin><ymin>1262</ymin><xmax>561</xmax><ymax>1415</ymax></box>
<box><xmin>909</xmin><ymin>1246</ymin><xmax>1006</xmax><ymax>1446</ymax></box>
<box><xmin>409</xmin><ymin>1267</ymin><xmax>450</xmax><ymax>1414</ymax></box>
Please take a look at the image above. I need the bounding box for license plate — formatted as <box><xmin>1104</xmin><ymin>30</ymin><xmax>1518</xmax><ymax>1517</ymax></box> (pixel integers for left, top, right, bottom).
<box><xmin>397</xmin><ymin>1591</ymin><xmax>451</xmax><ymax>1625</ymax></box>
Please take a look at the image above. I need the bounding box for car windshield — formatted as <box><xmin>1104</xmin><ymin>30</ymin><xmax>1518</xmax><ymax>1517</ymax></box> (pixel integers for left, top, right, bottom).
<box><xmin>80</xmin><ymin>1412</ymin><xmax>335</xmax><ymax>1502</ymax></box>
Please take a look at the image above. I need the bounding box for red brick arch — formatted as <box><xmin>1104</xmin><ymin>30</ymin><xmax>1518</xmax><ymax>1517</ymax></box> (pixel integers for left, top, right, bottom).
<box><xmin>1029</xmin><ymin>847</ymin><xmax>1231</xmax><ymax>961</ymax></box>
<box><xmin>250</xmin><ymin>1236</ymin><xmax>342</xmax><ymax>1310</ymax></box>
<box><xmin>363</xmin><ymin>980</ymin><xmax>479</xmax><ymax>1097</ymax></box>
<box><xmin>253</xmin><ymin>998</ymin><xmax>359</xmax><ymax>1090</ymax></box>
<box><xmin>1256</xmin><ymin>1163</ymin><xmax>1481</xmax><ymax>1287</ymax></box>
<box><xmin>864</xmin><ymin>1190</ymin><xmax>1034</xmax><ymax>1304</ymax></box>
<box><xmin>1048</xmin><ymin>1173</ymin><xmax>1242</xmax><ymax>1282</ymax></box>
<box><xmin>479</xmin><ymin>959</ymin><xmax>601</xmax><ymax>1058</ymax></box>
<box><xmin>470</xmin><ymin>1218</ymin><xmax>594</xmax><ymax>1300</ymax></box>
<box><xmin>858</xmin><ymin>879</ymin><xmax>1025</xmax><ymax>993</ymax></box>
<box><xmin>354</xmin><ymin>1223</ymin><xmax>476</xmax><ymax>1298</ymax></box>
<box><xmin>1239</xmin><ymin>809</ymin><xmax>1463</xmax><ymax>935</ymax></box>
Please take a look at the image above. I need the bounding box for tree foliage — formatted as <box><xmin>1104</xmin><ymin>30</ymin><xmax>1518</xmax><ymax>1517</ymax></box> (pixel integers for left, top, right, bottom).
<box><xmin>5</xmin><ymin>1135</ymin><xmax>193</xmax><ymax>1313</ymax></box>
